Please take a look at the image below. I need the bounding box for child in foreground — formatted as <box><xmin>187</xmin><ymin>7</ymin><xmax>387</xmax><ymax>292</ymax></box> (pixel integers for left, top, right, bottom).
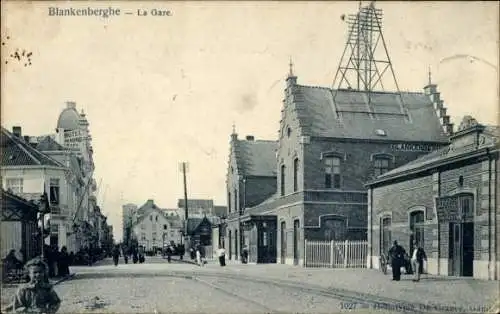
<box><xmin>3</xmin><ymin>257</ymin><xmax>61</xmax><ymax>313</ymax></box>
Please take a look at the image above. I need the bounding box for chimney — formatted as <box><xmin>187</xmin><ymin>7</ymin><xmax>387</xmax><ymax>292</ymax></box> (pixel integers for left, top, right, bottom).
<box><xmin>66</xmin><ymin>101</ymin><xmax>76</xmax><ymax>109</ymax></box>
<box><xmin>12</xmin><ymin>126</ymin><xmax>21</xmax><ymax>137</ymax></box>
<box><xmin>246</xmin><ymin>135</ymin><xmax>255</xmax><ymax>141</ymax></box>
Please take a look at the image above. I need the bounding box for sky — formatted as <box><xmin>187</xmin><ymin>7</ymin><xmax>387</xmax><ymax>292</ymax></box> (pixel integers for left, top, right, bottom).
<box><xmin>2</xmin><ymin>1</ymin><xmax>498</xmax><ymax>242</ymax></box>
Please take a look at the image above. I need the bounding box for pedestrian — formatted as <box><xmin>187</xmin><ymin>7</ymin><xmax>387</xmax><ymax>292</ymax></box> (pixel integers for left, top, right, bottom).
<box><xmin>112</xmin><ymin>245</ymin><xmax>120</xmax><ymax>266</ymax></box>
<box><xmin>411</xmin><ymin>241</ymin><xmax>427</xmax><ymax>282</ymax></box>
<box><xmin>241</xmin><ymin>246</ymin><xmax>249</xmax><ymax>264</ymax></box>
<box><xmin>388</xmin><ymin>240</ymin><xmax>405</xmax><ymax>281</ymax></box>
<box><xmin>196</xmin><ymin>247</ymin><xmax>203</xmax><ymax>266</ymax></box>
<box><xmin>57</xmin><ymin>246</ymin><xmax>70</xmax><ymax>277</ymax></box>
<box><xmin>217</xmin><ymin>246</ymin><xmax>226</xmax><ymax>267</ymax></box>
<box><xmin>166</xmin><ymin>246</ymin><xmax>172</xmax><ymax>263</ymax></box>
<box><xmin>3</xmin><ymin>257</ymin><xmax>61</xmax><ymax>314</ymax></box>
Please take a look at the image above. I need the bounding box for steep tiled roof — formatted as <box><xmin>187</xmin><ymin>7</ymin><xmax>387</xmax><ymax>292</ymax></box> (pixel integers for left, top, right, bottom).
<box><xmin>235</xmin><ymin>140</ymin><xmax>277</xmax><ymax>177</ymax></box>
<box><xmin>186</xmin><ymin>217</ymin><xmax>204</xmax><ymax>234</ymax></box>
<box><xmin>1</xmin><ymin>128</ymin><xmax>64</xmax><ymax>167</ymax></box>
<box><xmin>36</xmin><ymin>136</ymin><xmax>65</xmax><ymax>151</ymax></box>
<box><xmin>294</xmin><ymin>86</ymin><xmax>449</xmax><ymax>142</ymax></box>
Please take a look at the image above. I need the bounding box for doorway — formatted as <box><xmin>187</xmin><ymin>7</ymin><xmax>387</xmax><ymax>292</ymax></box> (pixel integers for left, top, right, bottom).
<box><xmin>280</xmin><ymin>221</ymin><xmax>286</xmax><ymax>264</ymax></box>
<box><xmin>293</xmin><ymin>219</ymin><xmax>300</xmax><ymax>265</ymax></box>
<box><xmin>449</xmin><ymin>222</ymin><xmax>474</xmax><ymax>277</ymax></box>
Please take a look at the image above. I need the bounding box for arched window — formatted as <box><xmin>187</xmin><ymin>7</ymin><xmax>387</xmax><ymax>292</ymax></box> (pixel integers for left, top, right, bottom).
<box><xmin>374</xmin><ymin>157</ymin><xmax>390</xmax><ymax>177</ymax></box>
<box><xmin>458</xmin><ymin>193</ymin><xmax>474</xmax><ymax>219</ymax></box>
<box><xmin>409</xmin><ymin>210</ymin><xmax>425</xmax><ymax>252</ymax></box>
<box><xmin>322</xmin><ymin>218</ymin><xmax>346</xmax><ymax>241</ymax></box>
<box><xmin>380</xmin><ymin>217</ymin><xmax>392</xmax><ymax>255</ymax></box>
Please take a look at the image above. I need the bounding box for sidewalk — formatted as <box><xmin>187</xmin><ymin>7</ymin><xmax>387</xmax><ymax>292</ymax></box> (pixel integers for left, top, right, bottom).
<box><xmin>199</xmin><ymin>263</ymin><xmax>498</xmax><ymax>312</ymax></box>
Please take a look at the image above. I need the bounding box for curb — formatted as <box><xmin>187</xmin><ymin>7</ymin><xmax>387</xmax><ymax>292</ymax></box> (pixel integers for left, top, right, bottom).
<box><xmin>53</xmin><ymin>273</ymin><xmax>76</xmax><ymax>286</ymax></box>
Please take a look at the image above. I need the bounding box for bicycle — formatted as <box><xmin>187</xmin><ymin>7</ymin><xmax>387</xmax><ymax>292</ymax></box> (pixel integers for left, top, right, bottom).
<box><xmin>379</xmin><ymin>254</ymin><xmax>388</xmax><ymax>275</ymax></box>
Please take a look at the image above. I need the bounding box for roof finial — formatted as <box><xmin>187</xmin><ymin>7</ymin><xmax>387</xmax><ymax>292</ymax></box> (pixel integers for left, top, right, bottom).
<box><xmin>232</xmin><ymin>122</ymin><xmax>236</xmax><ymax>134</ymax></box>
<box><xmin>289</xmin><ymin>57</ymin><xmax>294</xmax><ymax>77</ymax></box>
<box><xmin>428</xmin><ymin>65</ymin><xmax>432</xmax><ymax>85</ymax></box>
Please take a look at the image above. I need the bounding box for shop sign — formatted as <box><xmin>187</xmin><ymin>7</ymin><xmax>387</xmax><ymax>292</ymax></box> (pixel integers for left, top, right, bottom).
<box><xmin>390</xmin><ymin>143</ymin><xmax>440</xmax><ymax>152</ymax></box>
<box><xmin>436</xmin><ymin>196</ymin><xmax>460</xmax><ymax>221</ymax></box>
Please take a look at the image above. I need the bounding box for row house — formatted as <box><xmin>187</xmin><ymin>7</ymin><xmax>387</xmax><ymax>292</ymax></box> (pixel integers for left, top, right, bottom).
<box><xmin>130</xmin><ymin>200</ymin><xmax>183</xmax><ymax>251</ymax></box>
<box><xmin>225</xmin><ymin>134</ymin><xmax>277</xmax><ymax>262</ymax></box>
<box><xmin>1</xmin><ymin>127</ymin><xmax>82</xmax><ymax>252</ymax></box>
<box><xmin>367</xmin><ymin>116</ymin><xmax>499</xmax><ymax>280</ymax></box>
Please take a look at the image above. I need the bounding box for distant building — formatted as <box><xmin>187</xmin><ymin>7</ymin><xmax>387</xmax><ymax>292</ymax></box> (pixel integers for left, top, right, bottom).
<box><xmin>367</xmin><ymin>116</ymin><xmax>499</xmax><ymax>280</ymax></box>
<box><xmin>130</xmin><ymin>200</ymin><xmax>183</xmax><ymax>251</ymax></box>
<box><xmin>177</xmin><ymin>199</ymin><xmax>214</xmax><ymax>218</ymax></box>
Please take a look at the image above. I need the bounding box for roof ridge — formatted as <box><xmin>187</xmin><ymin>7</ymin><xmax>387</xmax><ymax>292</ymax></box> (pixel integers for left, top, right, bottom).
<box><xmin>3</xmin><ymin>129</ymin><xmax>42</xmax><ymax>165</ymax></box>
<box><xmin>297</xmin><ymin>84</ymin><xmax>427</xmax><ymax>95</ymax></box>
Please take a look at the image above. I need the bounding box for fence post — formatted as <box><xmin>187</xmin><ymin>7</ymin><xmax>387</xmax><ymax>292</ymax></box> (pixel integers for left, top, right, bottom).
<box><xmin>330</xmin><ymin>240</ymin><xmax>334</xmax><ymax>268</ymax></box>
<box><xmin>304</xmin><ymin>239</ymin><xmax>307</xmax><ymax>267</ymax></box>
<box><xmin>343</xmin><ymin>240</ymin><xmax>348</xmax><ymax>268</ymax></box>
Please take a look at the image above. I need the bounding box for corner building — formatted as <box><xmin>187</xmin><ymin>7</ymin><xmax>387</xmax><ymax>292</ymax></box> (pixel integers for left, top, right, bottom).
<box><xmin>367</xmin><ymin>116</ymin><xmax>499</xmax><ymax>280</ymax></box>
<box><xmin>228</xmin><ymin>71</ymin><xmax>452</xmax><ymax>266</ymax></box>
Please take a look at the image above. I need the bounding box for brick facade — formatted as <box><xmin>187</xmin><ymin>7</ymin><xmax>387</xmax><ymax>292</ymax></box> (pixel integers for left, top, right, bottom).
<box><xmin>367</xmin><ymin>118</ymin><xmax>499</xmax><ymax>280</ymax></box>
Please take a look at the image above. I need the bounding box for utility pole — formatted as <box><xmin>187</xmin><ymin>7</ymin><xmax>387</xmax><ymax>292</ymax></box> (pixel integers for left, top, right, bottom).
<box><xmin>181</xmin><ymin>162</ymin><xmax>189</xmax><ymax>247</ymax></box>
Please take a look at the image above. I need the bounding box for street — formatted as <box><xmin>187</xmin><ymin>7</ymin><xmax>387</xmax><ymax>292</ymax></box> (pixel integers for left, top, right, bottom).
<box><xmin>2</xmin><ymin>257</ymin><xmax>498</xmax><ymax>313</ymax></box>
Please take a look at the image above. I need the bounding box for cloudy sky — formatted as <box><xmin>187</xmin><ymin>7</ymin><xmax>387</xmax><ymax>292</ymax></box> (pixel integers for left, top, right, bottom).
<box><xmin>2</xmin><ymin>1</ymin><xmax>498</xmax><ymax>241</ymax></box>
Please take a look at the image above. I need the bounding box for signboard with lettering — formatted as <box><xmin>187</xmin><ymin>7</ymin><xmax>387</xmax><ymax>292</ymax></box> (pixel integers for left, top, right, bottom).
<box><xmin>435</xmin><ymin>196</ymin><xmax>460</xmax><ymax>221</ymax></box>
<box><xmin>390</xmin><ymin>143</ymin><xmax>440</xmax><ymax>152</ymax></box>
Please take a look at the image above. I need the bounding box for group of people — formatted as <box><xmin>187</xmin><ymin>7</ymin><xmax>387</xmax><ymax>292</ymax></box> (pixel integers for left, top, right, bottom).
<box><xmin>388</xmin><ymin>240</ymin><xmax>427</xmax><ymax>282</ymax></box>
<box><xmin>111</xmin><ymin>245</ymin><xmax>145</xmax><ymax>266</ymax></box>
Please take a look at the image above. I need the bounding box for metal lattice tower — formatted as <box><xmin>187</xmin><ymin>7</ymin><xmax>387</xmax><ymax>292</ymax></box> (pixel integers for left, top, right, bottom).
<box><xmin>332</xmin><ymin>2</ymin><xmax>407</xmax><ymax>116</ymax></box>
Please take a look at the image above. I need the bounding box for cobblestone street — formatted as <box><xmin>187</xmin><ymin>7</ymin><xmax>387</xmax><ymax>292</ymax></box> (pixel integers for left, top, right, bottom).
<box><xmin>3</xmin><ymin>258</ymin><xmax>498</xmax><ymax>313</ymax></box>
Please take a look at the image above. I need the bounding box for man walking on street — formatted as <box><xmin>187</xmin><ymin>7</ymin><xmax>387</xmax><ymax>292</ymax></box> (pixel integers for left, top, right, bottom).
<box><xmin>411</xmin><ymin>241</ymin><xmax>427</xmax><ymax>282</ymax></box>
<box><xmin>217</xmin><ymin>246</ymin><xmax>226</xmax><ymax>267</ymax></box>
<box><xmin>388</xmin><ymin>240</ymin><xmax>405</xmax><ymax>281</ymax></box>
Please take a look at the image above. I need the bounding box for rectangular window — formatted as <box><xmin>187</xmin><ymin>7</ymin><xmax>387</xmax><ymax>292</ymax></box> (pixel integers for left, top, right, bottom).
<box><xmin>280</xmin><ymin>164</ymin><xmax>286</xmax><ymax>196</ymax></box>
<box><xmin>293</xmin><ymin>158</ymin><xmax>299</xmax><ymax>192</ymax></box>
<box><xmin>374</xmin><ymin>158</ymin><xmax>390</xmax><ymax>177</ymax></box>
<box><xmin>5</xmin><ymin>178</ymin><xmax>23</xmax><ymax>194</ymax></box>
<box><xmin>234</xmin><ymin>188</ymin><xmax>238</xmax><ymax>213</ymax></box>
<box><xmin>49</xmin><ymin>178</ymin><xmax>60</xmax><ymax>205</ymax></box>
<box><xmin>141</xmin><ymin>224</ymin><xmax>145</xmax><ymax>230</ymax></box>
<box><xmin>150</xmin><ymin>215</ymin><xmax>153</xmax><ymax>221</ymax></box>
<box><xmin>152</xmin><ymin>232</ymin><xmax>157</xmax><ymax>242</ymax></box>
<box><xmin>141</xmin><ymin>233</ymin><xmax>146</xmax><ymax>241</ymax></box>
<box><xmin>324</xmin><ymin>157</ymin><xmax>341</xmax><ymax>188</ymax></box>
<box><xmin>163</xmin><ymin>224</ymin><xmax>167</xmax><ymax>230</ymax></box>
<box><xmin>228</xmin><ymin>192</ymin><xmax>232</xmax><ymax>213</ymax></box>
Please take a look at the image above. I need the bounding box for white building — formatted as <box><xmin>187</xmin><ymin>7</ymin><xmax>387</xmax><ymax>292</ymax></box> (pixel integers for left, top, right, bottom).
<box><xmin>130</xmin><ymin>200</ymin><xmax>183</xmax><ymax>251</ymax></box>
<box><xmin>1</xmin><ymin>127</ymin><xmax>80</xmax><ymax>251</ymax></box>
